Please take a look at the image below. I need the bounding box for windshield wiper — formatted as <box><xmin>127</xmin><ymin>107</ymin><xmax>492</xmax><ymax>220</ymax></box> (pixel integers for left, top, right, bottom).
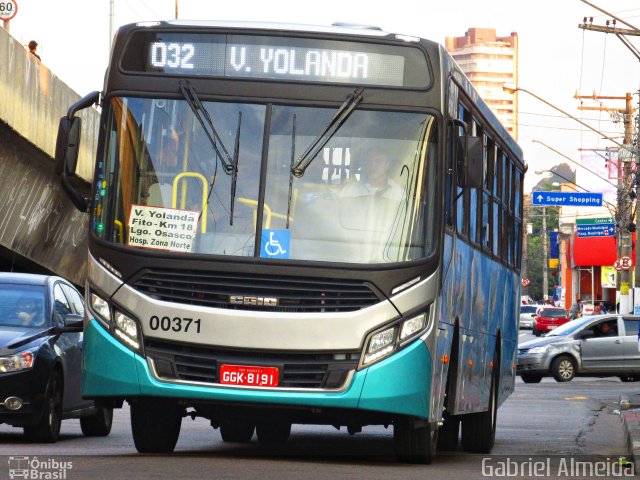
<box><xmin>229</xmin><ymin>112</ymin><xmax>242</xmax><ymax>225</ymax></box>
<box><xmin>291</xmin><ymin>87</ymin><xmax>364</xmax><ymax>178</ymax></box>
<box><xmin>178</xmin><ymin>80</ymin><xmax>235</xmax><ymax>175</ymax></box>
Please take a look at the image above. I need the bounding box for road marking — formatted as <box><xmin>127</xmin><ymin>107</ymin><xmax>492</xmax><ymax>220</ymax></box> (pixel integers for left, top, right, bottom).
<box><xmin>563</xmin><ymin>396</ymin><xmax>588</xmax><ymax>401</ymax></box>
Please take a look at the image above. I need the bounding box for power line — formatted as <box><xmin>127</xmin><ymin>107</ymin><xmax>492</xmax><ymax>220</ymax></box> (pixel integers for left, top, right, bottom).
<box><xmin>134</xmin><ymin>0</ymin><xmax>163</xmax><ymax>19</ymax></box>
<box><xmin>519</xmin><ymin>122</ymin><xmax>622</xmax><ymax>134</ymax></box>
<box><xmin>520</xmin><ymin>110</ymin><xmax>624</xmax><ymax>123</ymax></box>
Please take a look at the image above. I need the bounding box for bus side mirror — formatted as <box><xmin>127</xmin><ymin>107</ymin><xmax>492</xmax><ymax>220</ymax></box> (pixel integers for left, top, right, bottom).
<box><xmin>465</xmin><ymin>136</ymin><xmax>483</xmax><ymax>189</ymax></box>
<box><xmin>55</xmin><ymin>90</ymin><xmax>100</xmax><ymax>212</ymax></box>
<box><xmin>55</xmin><ymin>116</ymin><xmax>81</xmax><ymax>176</ymax></box>
<box><xmin>451</xmin><ymin>119</ymin><xmax>482</xmax><ymax>190</ymax></box>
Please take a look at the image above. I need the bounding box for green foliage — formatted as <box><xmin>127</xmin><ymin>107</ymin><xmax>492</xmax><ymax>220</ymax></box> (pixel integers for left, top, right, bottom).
<box><xmin>524</xmin><ymin>180</ymin><xmax>562</xmax><ymax>301</ymax></box>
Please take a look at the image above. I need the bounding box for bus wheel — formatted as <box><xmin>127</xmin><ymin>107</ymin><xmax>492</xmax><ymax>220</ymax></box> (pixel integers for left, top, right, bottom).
<box><xmin>437</xmin><ymin>414</ymin><xmax>460</xmax><ymax>451</ymax></box>
<box><xmin>130</xmin><ymin>399</ymin><xmax>182</xmax><ymax>453</ymax></box>
<box><xmin>220</xmin><ymin>421</ymin><xmax>255</xmax><ymax>443</ymax></box>
<box><xmin>461</xmin><ymin>356</ymin><xmax>498</xmax><ymax>453</ymax></box>
<box><xmin>256</xmin><ymin>421</ymin><xmax>291</xmax><ymax>444</ymax></box>
<box><xmin>80</xmin><ymin>407</ymin><xmax>113</xmax><ymax>437</ymax></box>
<box><xmin>394</xmin><ymin>417</ymin><xmax>437</xmax><ymax>464</ymax></box>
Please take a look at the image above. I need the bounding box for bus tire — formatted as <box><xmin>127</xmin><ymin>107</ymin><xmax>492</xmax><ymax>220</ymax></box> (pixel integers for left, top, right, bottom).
<box><xmin>437</xmin><ymin>414</ymin><xmax>460</xmax><ymax>451</ymax></box>
<box><xmin>256</xmin><ymin>421</ymin><xmax>291</xmax><ymax>444</ymax></box>
<box><xmin>461</xmin><ymin>355</ymin><xmax>498</xmax><ymax>454</ymax></box>
<box><xmin>80</xmin><ymin>407</ymin><xmax>113</xmax><ymax>437</ymax></box>
<box><xmin>220</xmin><ymin>421</ymin><xmax>255</xmax><ymax>443</ymax></box>
<box><xmin>130</xmin><ymin>399</ymin><xmax>182</xmax><ymax>453</ymax></box>
<box><xmin>394</xmin><ymin>417</ymin><xmax>437</xmax><ymax>464</ymax></box>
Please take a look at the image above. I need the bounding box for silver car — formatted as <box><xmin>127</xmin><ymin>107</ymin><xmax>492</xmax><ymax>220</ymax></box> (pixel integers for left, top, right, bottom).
<box><xmin>519</xmin><ymin>304</ymin><xmax>543</xmax><ymax>329</ymax></box>
<box><xmin>517</xmin><ymin>314</ymin><xmax>640</xmax><ymax>383</ymax></box>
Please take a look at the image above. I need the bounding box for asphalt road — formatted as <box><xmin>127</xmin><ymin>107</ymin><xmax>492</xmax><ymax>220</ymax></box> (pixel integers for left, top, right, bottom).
<box><xmin>0</xmin><ymin>329</ymin><xmax>634</xmax><ymax>480</ymax></box>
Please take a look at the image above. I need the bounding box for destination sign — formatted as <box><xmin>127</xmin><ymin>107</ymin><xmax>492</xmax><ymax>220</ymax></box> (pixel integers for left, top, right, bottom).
<box><xmin>121</xmin><ymin>32</ymin><xmax>430</xmax><ymax>88</ymax></box>
<box><xmin>532</xmin><ymin>191</ymin><xmax>602</xmax><ymax>207</ymax></box>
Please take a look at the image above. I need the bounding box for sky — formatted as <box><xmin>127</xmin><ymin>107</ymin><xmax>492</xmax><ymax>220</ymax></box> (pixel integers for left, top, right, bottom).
<box><xmin>5</xmin><ymin>0</ymin><xmax>640</xmax><ymax>193</ymax></box>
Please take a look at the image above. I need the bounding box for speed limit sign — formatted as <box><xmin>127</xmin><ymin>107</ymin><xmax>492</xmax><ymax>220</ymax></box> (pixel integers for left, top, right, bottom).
<box><xmin>0</xmin><ymin>0</ymin><xmax>18</xmax><ymax>21</ymax></box>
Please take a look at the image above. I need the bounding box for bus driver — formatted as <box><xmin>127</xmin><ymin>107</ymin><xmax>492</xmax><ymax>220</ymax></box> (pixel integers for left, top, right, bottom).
<box><xmin>340</xmin><ymin>150</ymin><xmax>405</xmax><ymax>201</ymax></box>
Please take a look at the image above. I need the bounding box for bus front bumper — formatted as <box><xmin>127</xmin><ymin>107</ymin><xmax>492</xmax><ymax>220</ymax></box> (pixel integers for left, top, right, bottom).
<box><xmin>83</xmin><ymin>320</ymin><xmax>432</xmax><ymax>419</ymax></box>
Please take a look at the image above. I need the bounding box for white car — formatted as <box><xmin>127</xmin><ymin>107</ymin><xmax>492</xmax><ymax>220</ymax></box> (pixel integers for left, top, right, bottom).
<box><xmin>519</xmin><ymin>304</ymin><xmax>543</xmax><ymax>329</ymax></box>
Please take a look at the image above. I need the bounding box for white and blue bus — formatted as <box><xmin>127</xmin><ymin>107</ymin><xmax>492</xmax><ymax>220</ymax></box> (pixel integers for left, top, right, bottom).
<box><xmin>56</xmin><ymin>20</ymin><xmax>524</xmax><ymax>463</ymax></box>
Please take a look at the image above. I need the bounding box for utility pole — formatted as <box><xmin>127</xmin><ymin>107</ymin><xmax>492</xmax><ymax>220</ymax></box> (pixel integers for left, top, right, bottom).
<box><xmin>522</xmin><ymin>195</ymin><xmax>529</xmax><ymax>293</ymax></box>
<box><xmin>579</xmin><ymin>1</ymin><xmax>640</xmax><ymax>313</ymax></box>
<box><xmin>542</xmin><ymin>206</ymin><xmax>548</xmax><ymax>302</ymax></box>
<box><xmin>109</xmin><ymin>0</ymin><xmax>115</xmax><ymax>58</ymax></box>
<box><xmin>575</xmin><ymin>92</ymin><xmax>635</xmax><ymax>312</ymax></box>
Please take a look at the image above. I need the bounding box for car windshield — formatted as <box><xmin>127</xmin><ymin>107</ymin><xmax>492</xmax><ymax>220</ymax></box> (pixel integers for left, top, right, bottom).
<box><xmin>546</xmin><ymin>317</ymin><xmax>593</xmax><ymax>336</ymax></box>
<box><xmin>0</xmin><ymin>285</ymin><xmax>48</xmax><ymax>328</ymax></box>
<box><xmin>92</xmin><ymin>97</ymin><xmax>438</xmax><ymax>264</ymax></box>
<box><xmin>537</xmin><ymin>308</ymin><xmax>566</xmax><ymax>318</ymax></box>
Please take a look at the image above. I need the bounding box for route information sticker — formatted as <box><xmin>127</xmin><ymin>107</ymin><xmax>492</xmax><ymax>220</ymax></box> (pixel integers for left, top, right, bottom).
<box><xmin>128</xmin><ymin>205</ymin><xmax>199</xmax><ymax>253</ymax></box>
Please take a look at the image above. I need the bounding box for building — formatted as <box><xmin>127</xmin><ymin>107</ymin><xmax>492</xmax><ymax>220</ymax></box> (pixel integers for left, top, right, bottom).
<box><xmin>445</xmin><ymin>28</ymin><xmax>519</xmax><ymax>139</ymax></box>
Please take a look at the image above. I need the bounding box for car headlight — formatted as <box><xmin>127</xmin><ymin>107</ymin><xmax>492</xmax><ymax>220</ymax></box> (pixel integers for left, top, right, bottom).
<box><xmin>362</xmin><ymin>312</ymin><xmax>430</xmax><ymax>367</ymax></box>
<box><xmin>0</xmin><ymin>349</ymin><xmax>36</xmax><ymax>373</ymax></box>
<box><xmin>528</xmin><ymin>345</ymin><xmax>549</xmax><ymax>355</ymax></box>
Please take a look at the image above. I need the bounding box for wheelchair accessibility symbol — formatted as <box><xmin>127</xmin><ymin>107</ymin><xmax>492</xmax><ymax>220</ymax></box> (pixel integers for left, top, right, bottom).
<box><xmin>261</xmin><ymin>230</ymin><xmax>290</xmax><ymax>259</ymax></box>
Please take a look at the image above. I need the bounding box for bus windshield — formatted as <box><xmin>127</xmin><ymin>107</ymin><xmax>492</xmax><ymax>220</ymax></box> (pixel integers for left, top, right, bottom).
<box><xmin>93</xmin><ymin>96</ymin><xmax>437</xmax><ymax>264</ymax></box>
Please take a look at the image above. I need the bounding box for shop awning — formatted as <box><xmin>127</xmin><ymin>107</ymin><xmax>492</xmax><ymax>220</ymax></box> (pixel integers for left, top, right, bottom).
<box><xmin>572</xmin><ymin>232</ymin><xmax>636</xmax><ymax>267</ymax></box>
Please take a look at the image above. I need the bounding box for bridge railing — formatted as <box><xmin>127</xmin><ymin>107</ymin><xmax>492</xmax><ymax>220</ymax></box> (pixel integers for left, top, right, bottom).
<box><xmin>0</xmin><ymin>26</ymin><xmax>98</xmax><ymax>181</ymax></box>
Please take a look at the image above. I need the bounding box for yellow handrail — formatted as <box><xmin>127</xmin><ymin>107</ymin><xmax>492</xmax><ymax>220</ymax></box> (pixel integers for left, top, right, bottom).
<box><xmin>114</xmin><ymin>220</ymin><xmax>123</xmax><ymax>243</ymax></box>
<box><xmin>172</xmin><ymin>172</ymin><xmax>208</xmax><ymax>233</ymax></box>
<box><xmin>237</xmin><ymin>197</ymin><xmax>294</xmax><ymax>230</ymax></box>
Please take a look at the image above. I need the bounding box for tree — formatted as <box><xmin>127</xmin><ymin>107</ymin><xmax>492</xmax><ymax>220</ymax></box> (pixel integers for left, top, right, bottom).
<box><xmin>524</xmin><ymin>177</ymin><xmax>563</xmax><ymax>301</ymax></box>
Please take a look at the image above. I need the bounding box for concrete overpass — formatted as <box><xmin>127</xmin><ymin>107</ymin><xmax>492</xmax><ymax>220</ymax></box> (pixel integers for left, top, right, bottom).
<box><xmin>0</xmin><ymin>26</ymin><xmax>99</xmax><ymax>285</ymax></box>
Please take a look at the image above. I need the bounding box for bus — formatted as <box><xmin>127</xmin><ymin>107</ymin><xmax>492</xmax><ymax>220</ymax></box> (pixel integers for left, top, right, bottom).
<box><xmin>56</xmin><ymin>20</ymin><xmax>524</xmax><ymax>463</ymax></box>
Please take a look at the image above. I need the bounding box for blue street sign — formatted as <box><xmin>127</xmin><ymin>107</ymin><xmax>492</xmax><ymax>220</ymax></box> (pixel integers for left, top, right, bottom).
<box><xmin>576</xmin><ymin>223</ymin><xmax>615</xmax><ymax>237</ymax></box>
<box><xmin>532</xmin><ymin>191</ymin><xmax>602</xmax><ymax>207</ymax></box>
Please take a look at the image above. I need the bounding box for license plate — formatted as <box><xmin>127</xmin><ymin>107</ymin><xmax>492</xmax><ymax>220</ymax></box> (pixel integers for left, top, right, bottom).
<box><xmin>219</xmin><ymin>364</ymin><xmax>279</xmax><ymax>387</ymax></box>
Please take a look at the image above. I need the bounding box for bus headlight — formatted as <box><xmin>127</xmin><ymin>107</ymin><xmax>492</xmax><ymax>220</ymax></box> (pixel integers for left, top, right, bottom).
<box><xmin>361</xmin><ymin>311</ymin><xmax>430</xmax><ymax>368</ymax></box>
<box><xmin>90</xmin><ymin>292</ymin><xmax>111</xmax><ymax>325</ymax></box>
<box><xmin>114</xmin><ymin>311</ymin><xmax>141</xmax><ymax>352</ymax></box>
<box><xmin>400</xmin><ymin>313</ymin><xmax>427</xmax><ymax>341</ymax></box>
<box><xmin>363</xmin><ymin>326</ymin><xmax>396</xmax><ymax>366</ymax></box>
<box><xmin>89</xmin><ymin>291</ymin><xmax>142</xmax><ymax>353</ymax></box>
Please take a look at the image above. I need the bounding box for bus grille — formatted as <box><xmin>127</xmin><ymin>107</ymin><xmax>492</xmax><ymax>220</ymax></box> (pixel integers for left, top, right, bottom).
<box><xmin>132</xmin><ymin>269</ymin><xmax>381</xmax><ymax>312</ymax></box>
<box><xmin>145</xmin><ymin>339</ymin><xmax>359</xmax><ymax>389</ymax></box>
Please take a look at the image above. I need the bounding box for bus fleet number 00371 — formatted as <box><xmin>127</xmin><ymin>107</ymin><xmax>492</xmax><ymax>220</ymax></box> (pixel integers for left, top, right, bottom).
<box><xmin>149</xmin><ymin>315</ymin><xmax>201</xmax><ymax>333</ymax></box>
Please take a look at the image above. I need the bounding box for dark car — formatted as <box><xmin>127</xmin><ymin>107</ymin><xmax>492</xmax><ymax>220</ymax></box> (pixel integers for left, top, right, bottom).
<box><xmin>532</xmin><ymin>307</ymin><xmax>570</xmax><ymax>336</ymax></box>
<box><xmin>0</xmin><ymin>273</ymin><xmax>112</xmax><ymax>442</ymax></box>
<box><xmin>518</xmin><ymin>314</ymin><xmax>640</xmax><ymax>383</ymax></box>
